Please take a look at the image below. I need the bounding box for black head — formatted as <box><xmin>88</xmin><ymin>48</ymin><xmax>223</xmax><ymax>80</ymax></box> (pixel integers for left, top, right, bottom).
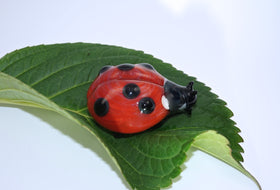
<box><xmin>163</xmin><ymin>81</ymin><xmax>197</xmax><ymax>112</ymax></box>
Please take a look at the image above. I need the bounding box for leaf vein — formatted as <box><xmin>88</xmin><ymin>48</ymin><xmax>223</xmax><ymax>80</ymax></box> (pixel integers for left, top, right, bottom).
<box><xmin>13</xmin><ymin>45</ymin><xmax>96</xmax><ymax>78</ymax></box>
<box><xmin>30</xmin><ymin>55</ymin><xmax>141</xmax><ymax>88</ymax></box>
<box><xmin>48</xmin><ymin>81</ymin><xmax>92</xmax><ymax>99</ymax></box>
<box><xmin>0</xmin><ymin>45</ymin><xmax>61</xmax><ymax>73</ymax></box>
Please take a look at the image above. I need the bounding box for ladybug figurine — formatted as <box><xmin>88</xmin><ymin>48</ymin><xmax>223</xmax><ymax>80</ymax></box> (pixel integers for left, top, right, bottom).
<box><xmin>87</xmin><ymin>63</ymin><xmax>197</xmax><ymax>134</ymax></box>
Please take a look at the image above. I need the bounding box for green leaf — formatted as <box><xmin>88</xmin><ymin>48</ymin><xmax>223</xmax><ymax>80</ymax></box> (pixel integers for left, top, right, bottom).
<box><xmin>192</xmin><ymin>130</ymin><xmax>261</xmax><ymax>190</ymax></box>
<box><xmin>0</xmin><ymin>43</ymin><xmax>261</xmax><ymax>190</ymax></box>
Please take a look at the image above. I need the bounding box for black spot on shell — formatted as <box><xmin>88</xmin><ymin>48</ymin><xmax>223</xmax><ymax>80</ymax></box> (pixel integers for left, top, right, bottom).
<box><xmin>139</xmin><ymin>63</ymin><xmax>155</xmax><ymax>70</ymax></box>
<box><xmin>99</xmin><ymin>66</ymin><xmax>112</xmax><ymax>75</ymax></box>
<box><xmin>123</xmin><ymin>83</ymin><xmax>140</xmax><ymax>99</ymax></box>
<box><xmin>94</xmin><ymin>98</ymin><xmax>109</xmax><ymax>116</ymax></box>
<box><xmin>117</xmin><ymin>64</ymin><xmax>134</xmax><ymax>71</ymax></box>
<box><xmin>138</xmin><ymin>97</ymin><xmax>155</xmax><ymax>114</ymax></box>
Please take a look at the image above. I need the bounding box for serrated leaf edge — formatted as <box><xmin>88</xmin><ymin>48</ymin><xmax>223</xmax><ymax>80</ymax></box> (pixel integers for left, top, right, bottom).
<box><xmin>192</xmin><ymin>130</ymin><xmax>262</xmax><ymax>190</ymax></box>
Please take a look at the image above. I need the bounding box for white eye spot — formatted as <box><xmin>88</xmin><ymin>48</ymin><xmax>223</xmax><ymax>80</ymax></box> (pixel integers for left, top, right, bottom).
<box><xmin>161</xmin><ymin>95</ymin><xmax>170</xmax><ymax>110</ymax></box>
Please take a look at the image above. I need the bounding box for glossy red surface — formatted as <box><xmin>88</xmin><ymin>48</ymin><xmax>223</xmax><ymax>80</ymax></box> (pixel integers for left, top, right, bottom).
<box><xmin>87</xmin><ymin>64</ymin><xmax>165</xmax><ymax>99</ymax></box>
<box><xmin>87</xmin><ymin>64</ymin><xmax>169</xmax><ymax>134</ymax></box>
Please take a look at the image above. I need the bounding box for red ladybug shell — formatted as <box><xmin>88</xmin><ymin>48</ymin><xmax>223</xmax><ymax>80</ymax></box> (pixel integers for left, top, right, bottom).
<box><xmin>87</xmin><ymin>63</ymin><xmax>169</xmax><ymax>134</ymax></box>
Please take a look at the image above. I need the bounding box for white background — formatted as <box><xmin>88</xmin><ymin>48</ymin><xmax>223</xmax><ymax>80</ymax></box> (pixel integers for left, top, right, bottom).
<box><xmin>0</xmin><ymin>0</ymin><xmax>279</xmax><ymax>189</ymax></box>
